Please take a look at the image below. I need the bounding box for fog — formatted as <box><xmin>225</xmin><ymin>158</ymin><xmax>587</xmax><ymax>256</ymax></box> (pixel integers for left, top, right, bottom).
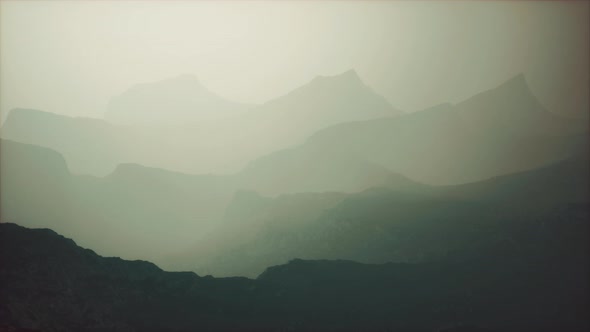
<box><xmin>0</xmin><ymin>1</ymin><xmax>588</xmax><ymax>280</ymax></box>
<box><xmin>1</xmin><ymin>1</ymin><xmax>588</xmax><ymax>122</ymax></box>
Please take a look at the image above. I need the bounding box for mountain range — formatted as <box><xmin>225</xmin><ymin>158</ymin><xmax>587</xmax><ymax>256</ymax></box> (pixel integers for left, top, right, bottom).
<box><xmin>1</xmin><ymin>72</ymin><xmax>588</xmax><ymax>271</ymax></box>
<box><xmin>105</xmin><ymin>74</ymin><xmax>252</xmax><ymax>126</ymax></box>
<box><xmin>165</xmin><ymin>151</ymin><xmax>589</xmax><ymax>277</ymax></box>
<box><xmin>1</xmin><ymin>69</ymin><xmax>589</xmax><ymax>331</ymax></box>
<box><xmin>1</xmin><ymin>70</ymin><xmax>399</xmax><ymax>176</ymax></box>
<box><xmin>1</xmin><ymin>201</ymin><xmax>587</xmax><ymax>332</ymax></box>
<box><xmin>238</xmin><ymin>74</ymin><xmax>586</xmax><ymax>193</ymax></box>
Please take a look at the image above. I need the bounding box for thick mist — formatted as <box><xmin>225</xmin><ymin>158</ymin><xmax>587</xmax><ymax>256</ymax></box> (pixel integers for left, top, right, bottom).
<box><xmin>1</xmin><ymin>2</ymin><xmax>589</xmax><ymax>331</ymax></box>
<box><xmin>0</xmin><ymin>1</ymin><xmax>588</xmax><ymax>121</ymax></box>
<box><xmin>1</xmin><ymin>0</ymin><xmax>589</xmax><ymax>271</ymax></box>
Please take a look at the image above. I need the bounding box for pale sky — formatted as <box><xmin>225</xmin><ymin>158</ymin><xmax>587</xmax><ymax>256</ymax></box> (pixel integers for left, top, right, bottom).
<box><xmin>1</xmin><ymin>1</ymin><xmax>588</xmax><ymax>120</ymax></box>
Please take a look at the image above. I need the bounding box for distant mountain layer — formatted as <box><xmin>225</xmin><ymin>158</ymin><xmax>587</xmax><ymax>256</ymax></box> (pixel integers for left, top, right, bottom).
<box><xmin>240</xmin><ymin>74</ymin><xmax>587</xmax><ymax>189</ymax></box>
<box><xmin>1</xmin><ymin>213</ymin><xmax>588</xmax><ymax>331</ymax></box>
<box><xmin>0</xmin><ymin>139</ymin><xmax>233</xmax><ymax>261</ymax></box>
<box><xmin>105</xmin><ymin>74</ymin><xmax>252</xmax><ymax>126</ymax></box>
<box><xmin>2</xmin><ymin>73</ymin><xmax>583</xmax><ymax>186</ymax></box>
<box><xmin>1</xmin><ymin>70</ymin><xmax>398</xmax><ymax>176</ymax></box>
<box><xmin>0</xmin><ymin>138</ymin><xmax>422</xmax><ymax>264</ymax></box>
<box><xmin>167</xmin><ymin>153</ymin><xmax>590</xmax><ymax>278</ymax></box>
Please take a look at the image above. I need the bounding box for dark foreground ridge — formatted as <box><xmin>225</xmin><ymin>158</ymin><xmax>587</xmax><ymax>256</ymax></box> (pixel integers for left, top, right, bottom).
<box><xmin>1</xmin><ymin>218</ymin><xmax>588</xmax><ymax>332</ymax></box>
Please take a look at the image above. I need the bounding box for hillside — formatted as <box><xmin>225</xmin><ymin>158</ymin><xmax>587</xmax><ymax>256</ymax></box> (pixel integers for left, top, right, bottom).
<box><xmin>1</xmin><ymin>219</ymin><xmax>587</xmax><ymax>331</ymax></box>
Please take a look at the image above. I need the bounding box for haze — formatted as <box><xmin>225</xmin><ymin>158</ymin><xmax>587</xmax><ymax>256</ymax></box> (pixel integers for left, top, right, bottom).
<box><xmin>1</xmin><ymin>3</ymin><xmax>589</xmax><ymax>330</ymax></box>
<box><xmin>1</xmin><ymin>0</ymin><xmax>588</xmax><ymax>122</ymax></box>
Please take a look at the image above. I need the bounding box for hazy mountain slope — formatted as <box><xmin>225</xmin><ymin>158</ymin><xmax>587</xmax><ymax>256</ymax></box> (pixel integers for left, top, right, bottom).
<box><xmin>240</xmin><ymin>74</ymin><xmax>586</xmax><ymax>187</ymax></box>
<box><xmin>454</xmin><ymin>74</ymin><xmax>587</xmax><ymax>136</ymax></box>
<box><xmin>0</xmin><ymin>140</ymin><xmax>76</xmax><ymax>233</ymax></box>
<box><xmin>218</xmin><ymin>70</ymin><xmax>398</xmax><ymax>151</ymax></box>
<box><xmin>0</xmin><ymin>139</ymin><xmax>422</xmax><ymax>266</ymax></box>
<box><xmin>161</xmin><ymin>190</ymin><xmax>351</xmax><ymax>274</ymax></box>
<box><xmin>236</xmin><ymin>147</ymin><xmax>424</xmax><ymax>195</ymax></box>
<box><xmin>2</xmin><ymin>215</ymin><xmax>587</xmax><ymax>331</ymax></box>
<box><xmin>177</xmin><ymin>69</ymin><xmax>401</xmax><ymax>173</ymax></box>
<box><xmin>0</xmin><ymin>109</ymin><xmax>131</xmax><ymax>176</ymax></box>
<box><xmin>105</xmin><ymin>74</ymin><xmax>251</xmax><ymax>126</ymax></box>
<box><xmin>0</xmin><ymin>140</ymin><xmax>233</xmax><ymax>261</ymax></box>
<box><xmin>184</xmin><ymin>153</ymin><xmax>589</xmax><ymax>278</ymax></box>
<box><xmin>1</xmin><ymin>70</ymin><xmax>399</xmax><ymax>176</ymax></box>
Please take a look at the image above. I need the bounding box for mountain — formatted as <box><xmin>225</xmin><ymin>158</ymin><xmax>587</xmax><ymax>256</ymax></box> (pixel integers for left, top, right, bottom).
<box><xmin>0</xmin><ymin>139</ymin><xmax>233</xmax><ymax>262</ymax></box>
<box><xmin>1</xmin><ymin>219</ymin><xmax>587</xmax><ymax>331</ymax></box>
<box><xmin>161</xmin><ymin>190</ymin><xmax>351</xmax><ymax>275</ymax></box>
<box><xmin>170</xmin><ymin>152</ymin><xmax>589</xmax><ymax>278</ymax></box>
<box><xmin>105</xmin><ymin>74</ymin><xmax>251</xmax><ymax>126</ymax></box>
<box><xmin>0</xmin><ymin>109</ymin><xmax>130</xmax><ymax>176</ymax></box>
<box><xmin>454</xmin><ymin>74</ymin><xmax>588</xmax><ymax>136</ymax></box>
<box><xmin>1</xmin><ymin>70</ymin><xmax>399</xmax><ymax>175</ymax></box>
<box><xmin>238</xmin><ymin>74</ymin><xmax>587</xmax><ymax>187</ymax></box>
<box><xmin>0</xmin><ymin>139</ymin><xmax>75</xmax><ymax>233</ymax></box>
<box><xmin>184</xmin><ymin>69</ymin><xmax>401</xmax><ymax>173</ymax></box>
<box><xmin>226</xmin><ymin>69</ymin><xmax>399</xmax><ymax>142</ymax></box>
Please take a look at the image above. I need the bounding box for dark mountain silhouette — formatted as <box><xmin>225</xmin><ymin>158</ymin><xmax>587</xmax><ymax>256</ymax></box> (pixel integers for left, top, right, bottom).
<box><xmin>1</xmin><ymin>212</ymin><xmax>587</xmax><ymax>331</ymax></box>
<box><xmin>105</xmin><ymin>74</ymin><xmax>252</xmax><ymax>126</ymax></box>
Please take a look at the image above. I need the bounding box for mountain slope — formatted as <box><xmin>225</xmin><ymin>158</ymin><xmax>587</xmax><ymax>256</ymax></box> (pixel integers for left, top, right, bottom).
<box><xmin>177</xmin><ymin>152</ymin><xmax>589</xmax><ymax>278</ymax></box>
<box><xmin>239</xmin><ymin>74</ymin><xmax>587</xmax><ymax>187</ymax></box>
<box><xmin>105</xmin><ymin>74</ymin><xmax>251</xmax><ymax>126</ymax></box>
<box><xmin>1</xmin><ymin>70</ymin><xmax>399</xmax><ymax>175</ymax></box>
<box><xmin>0</xmin><ymin>109</ymin><xmax>130</xmax><ymax>176</ymax></box>
<box><xmin>1</xmin><ymin>217</ymin><xmax>588</xmax><ymax>331</ymax></box>
<box><xmin>454</xmin><ymin>74</ymin><xmax>587</xmax><ymax>136</ymax></box>
<box><xmin>0</xmin><ymin>140</ymin><xmax>233</xmax><ymax>262</ymax></box>
<box><xmin>191</xmin><ymin>69</ymin><xmax>401</xmax><ymax>173</ymax></box>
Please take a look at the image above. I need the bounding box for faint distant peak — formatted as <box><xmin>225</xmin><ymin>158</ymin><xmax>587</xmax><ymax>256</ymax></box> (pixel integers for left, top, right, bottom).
<box><xmin>123</xmin><ymin>74</ymin><xmax>204</xmax><ymax>94</ymax></box>
<box><xmin>456</xmin><ymin>73</ymin><xmax>542</xmax><ymax>112</ymax></box>
<box><xmin>169</xmin><ymin>73</ymin><xmax>200</xmax><ymax>83</ymax></box>
<box><xmin>484</xmin><ymin>73</ymin><xmax>543</xmax><ymax>108</ymax></box>
<box><xmin>312</xmin><ymin>69</ymin><xmax>363</xmax><ymax>85</ymax></box>
<box><xmin>497</xmin><ymin>73</ymin><xmax>530</xmax><ymax>93</ymax></box>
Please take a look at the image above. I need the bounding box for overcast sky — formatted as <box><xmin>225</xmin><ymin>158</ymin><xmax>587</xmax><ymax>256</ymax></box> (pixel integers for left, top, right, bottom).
<box><xmin>1</xmin><ymin>1</ymin><xmax>588</xmax><ymax>120</ymax></box>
